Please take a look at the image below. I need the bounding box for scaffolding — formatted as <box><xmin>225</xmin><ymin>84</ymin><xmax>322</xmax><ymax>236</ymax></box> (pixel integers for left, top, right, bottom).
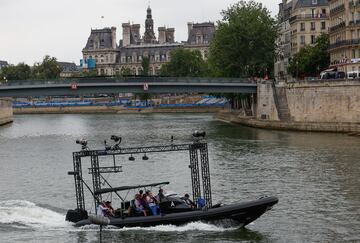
<box><xmin>69</xmin><ymin>140</ymin><xmax>212</xmax><ymax>212</ymax></box>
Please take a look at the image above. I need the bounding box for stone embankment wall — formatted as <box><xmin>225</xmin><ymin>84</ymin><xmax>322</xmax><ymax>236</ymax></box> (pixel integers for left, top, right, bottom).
<box><xmin>0</xmin><ymin>98</ymin><xmax>13</xmax><ymax>125</ymax></box>
<box><xmin>256</xmin><ymin>81</ymin><xmax>279</xmax><ymax>121</ymax></box>
<box><xmin>285</xmin><ymin>80</ymin><xmax>360</xmax><ymax>123</ymax></box>
<box><xmin>257</xmin><ymin>80</ymin><xmax>360</xmax><ymax>123</ymax></box>
<box><xmin>218</xmin><ymin>80</ymin><xmax>360</xmax><ymax>133</ymax></box>
<box><xmin>215</xmin><ymin>111</ymin><xmax>360</xmax><ymax>133</ymax></box>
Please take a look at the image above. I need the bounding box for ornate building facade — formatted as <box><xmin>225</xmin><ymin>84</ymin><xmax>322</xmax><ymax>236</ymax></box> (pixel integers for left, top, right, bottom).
<box><xmin>81</xmin><ymin>7</ymin><xmax>215</xmax><ymax>76</ymax></box>
<box><xmin>328</xmin><ymin>0</ymin><xmax>360</xmax><ymax>72</ymax></box>
<box><xmin>275</xmin><ymin>0</ymin><xmax>329</xmax><ymax>81</ymax></box>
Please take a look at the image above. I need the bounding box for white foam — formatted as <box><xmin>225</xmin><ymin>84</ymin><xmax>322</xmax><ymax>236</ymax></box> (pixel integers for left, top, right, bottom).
<box><xmin>121</xmin><ymin>222</ymin><xmax>237</xmax><ymax>232</ymax></box>
<box><xmin>0</xmin><ymin>200</ymin><xmax>71</xmax><ymax>229</ymax></box>
<box><xmin>81</xmin><ymin>222</ymin><xmax>238</xmax><ymax>233</ymax></box>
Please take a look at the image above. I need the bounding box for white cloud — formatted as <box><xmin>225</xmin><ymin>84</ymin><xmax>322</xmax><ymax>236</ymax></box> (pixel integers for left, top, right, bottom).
<box><xmin>0</xmin><ymin>0</ymin><xmax>278</xmax><ymax>65</ymax></box>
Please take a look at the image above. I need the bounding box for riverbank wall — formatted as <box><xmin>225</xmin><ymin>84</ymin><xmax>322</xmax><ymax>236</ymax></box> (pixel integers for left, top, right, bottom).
<box><xmin>14</xmin><ymin>106</ymin><xmax>224</xmax><ymax>114</ymax></box>
<box><xmin>217</xmin><ymin>80</ymin><xmax>360</xmax><ymax>133</ymax></box>
<box><xmin>215</xmin><ymin>111</ymin><xmax>360</xmax><ymax>133</ymax></box>
<box><xmin>0</xmin><ymin>98</ymin><xmax>13</xmax><ymax>126</ymax></box>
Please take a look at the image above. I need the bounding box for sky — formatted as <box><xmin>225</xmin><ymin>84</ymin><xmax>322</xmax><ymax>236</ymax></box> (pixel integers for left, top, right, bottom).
<box><xmin>0</xmin><ymin>0</ymin><xmax>278</xmax><ymax>65</ymax></box>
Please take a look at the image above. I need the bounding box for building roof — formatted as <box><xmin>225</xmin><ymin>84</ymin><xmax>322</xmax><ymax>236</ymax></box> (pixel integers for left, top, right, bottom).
<box><xmin>187</xmin><ymin>22</ymin><xmax>215</xmax><ymax>45</ymax></box>
<box><xmin>295</xmin><ymin>0</ymin><xmax>328</xmax><ymax>8</ymax></box>
<box><xmin>57</xmin><ymin>62</ymin><xmax>78</xmax><ymax>72</ymax></box>
<box><xmin>84</xmin><ymin>28</ymin><xmax>115</xmax><ymax>50</ymax></box>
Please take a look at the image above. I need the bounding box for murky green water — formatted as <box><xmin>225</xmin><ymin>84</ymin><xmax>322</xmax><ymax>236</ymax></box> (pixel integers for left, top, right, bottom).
<box><xmin>0</xmin><ymin>114</ymin><xmax>359</xmax><ymax>242</ymax></box>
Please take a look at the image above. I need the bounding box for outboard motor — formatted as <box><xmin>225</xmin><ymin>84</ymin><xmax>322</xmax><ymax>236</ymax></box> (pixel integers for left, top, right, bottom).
<box><xmin>66</xmin><ymin>209</ymin><xmax>88</xmax><ymax>223</ymax></box>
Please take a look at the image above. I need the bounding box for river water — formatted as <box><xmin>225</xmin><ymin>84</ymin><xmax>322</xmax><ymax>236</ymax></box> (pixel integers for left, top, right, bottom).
<box><xmin>0</xmin><ymin>114</ymin><xmax>359</xmax><ymax>243</ymax></box>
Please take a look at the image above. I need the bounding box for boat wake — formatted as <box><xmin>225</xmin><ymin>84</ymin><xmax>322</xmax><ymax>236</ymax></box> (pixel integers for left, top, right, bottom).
<box><xmin>0</xmin><ymin>200</ymin><xmax>71</xmax><ymax>230</ymax></box>
<box><xmin>77</xmin><ymin>222</ymin><xmax>238</xmax><ymax>233</ymax></box>
<box><xmin>0</xmin><ymin>200</ymin><xmax>238</xmax><ymax>232</ymax></box>
<box><xmin>106</xmin><ymin>222</ymin><xmax>238</xmax><ymax>232</ymax></box>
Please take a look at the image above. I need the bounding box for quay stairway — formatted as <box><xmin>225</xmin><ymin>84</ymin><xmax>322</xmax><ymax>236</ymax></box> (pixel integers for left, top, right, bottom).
<box><xmin>273</xmin><ymin>85</ymin><xmax>292</xmax><ymax>122</ymax></box>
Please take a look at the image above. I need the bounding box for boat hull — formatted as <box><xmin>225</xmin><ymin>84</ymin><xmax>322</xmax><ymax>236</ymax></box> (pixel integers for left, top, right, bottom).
<box><xmin>74</xmin><ymin>196</ymin><xmax>278</xmax><ymax>228</ymax></box>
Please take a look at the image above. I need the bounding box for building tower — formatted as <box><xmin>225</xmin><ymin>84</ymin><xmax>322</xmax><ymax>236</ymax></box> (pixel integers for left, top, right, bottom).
<box><xmin>144</xmin><ymin>6</ymin><xmax>157</xmax><ymax>44</ymax></box>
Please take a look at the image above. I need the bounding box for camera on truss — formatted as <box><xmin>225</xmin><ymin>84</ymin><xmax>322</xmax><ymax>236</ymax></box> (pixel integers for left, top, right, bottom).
<box><xmin>110</xmin><ymin>135</ymin><xmax>122</xmax><ymax>143</ymax></box>
<box><xmin>76</xmin><ymin>139</ymin><xmax>88</xmax><ymax>146</ymax></box>
<box><xmin>192</xmin><ymin>131</ymin><xmax>206</xmax><ymax>138</ymax></box>
<box><xmin>76</xmin><ymin>139</ymin><xmax>88</xmax><ymax>150</ymax></box>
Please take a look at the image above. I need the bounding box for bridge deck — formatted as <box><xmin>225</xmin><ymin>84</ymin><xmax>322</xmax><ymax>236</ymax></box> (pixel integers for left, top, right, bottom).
<box><xmin>0</xmin><ymin>77</ymin><xmax>258</xmax><ymax>97</ymax></box>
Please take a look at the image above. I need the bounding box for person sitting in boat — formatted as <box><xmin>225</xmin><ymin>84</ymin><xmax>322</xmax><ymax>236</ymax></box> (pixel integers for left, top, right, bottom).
<box><xmin>145</xmin><ymin>190</ymin><xmax>159</xmax><ymax>215</ymax></box>
<box><xmin>134</xmin><ymin>194</ymin><xmax>147</xmax><ymax>216</ymax></box>
<box><xmin>96</xmin><ymin>201</ymin><xmax>114</xmax><ymax>217</ymax></box>
<box><xmin>105</xmin><ymin>201</ymin><xmax>115</xmax><ymax>217</ymax></box>
<box><xmin>181</xmin><ymin>194</ymin><xmax>196</xmax><ymax>208</ymax></box>
<box><xmin>155</xmin><ymin>188</ymin><xmax>165</xmax><ymax>202</ymax></box>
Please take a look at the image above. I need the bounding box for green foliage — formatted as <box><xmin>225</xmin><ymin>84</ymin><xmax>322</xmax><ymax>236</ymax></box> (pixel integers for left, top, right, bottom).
<box><xmin>138</xmin><ymin>93</ymin><xmax>152</xmax><ymax>106</ymax></box>
<box><xmin>160</xmin><ymin>48</ymin><xmax>207</xmax><ymax>77</ymax></box>
<box><xmin>208</xmin><ymin>0</ymin><xmax>277</xmax><ymax>78</ymax></box>
<box><xmin>32</xmin><ymin>55</ymin><xmax>62</xmax><ymax>79</ymax></box>
<box><xmin>141</xmin><ymin>56</ymin><xmax>150</xmax><ymax>76</ymax></box>
<box><xmin>80</xmin><ymin>69</ymin><xmax>98</xmax><ymax>77</ymax></box>
<box><xmin>121</xmin><ymin>67</ymin><xmax>132</xmax><ymax>76</ymax></box>
<box><xmin>0</xmin><ymin>63</ymin><xmax>31</xmax><ymax>80</ymax></box>
<box><xmin>287</xmin><ymin>34</ymin><xmax>330</xmax><ymax>78</ymax></box>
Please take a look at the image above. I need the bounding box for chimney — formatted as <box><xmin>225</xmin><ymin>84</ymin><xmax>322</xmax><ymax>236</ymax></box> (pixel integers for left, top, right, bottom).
<box><xmin>122</xmin><ymin>23</ymin><xmax>131</xmax><ymax>47</ymax></box>
<box><xmin>187</xmin><ymin>22</ymin><xmax>193</xmax><ymax>37</ymax></box>
<box><xmin>158</xmin><ymin>27</ymin><xmax>166</xmax><ymax>44</ymax></box>
<box><xmin>166</xmin><ymin>28</ymin><xmax>175</xmax><ymax>43</ymax></box>
<box><xmin>111</xmin><ymin>27</ymin><xmax>117</xmax><ymax>49</ymax></box>
<box><xmin>131</xmin><ymin>24</ymin><xmax>141</xmax><ymax>44</ymax></box>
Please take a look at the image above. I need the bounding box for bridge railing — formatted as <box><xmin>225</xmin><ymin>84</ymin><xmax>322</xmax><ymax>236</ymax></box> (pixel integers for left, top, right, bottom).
<box><xmin>0</xmin><ymin>76</ymin><xmax>257</xmax><ymax>86</ymax></box>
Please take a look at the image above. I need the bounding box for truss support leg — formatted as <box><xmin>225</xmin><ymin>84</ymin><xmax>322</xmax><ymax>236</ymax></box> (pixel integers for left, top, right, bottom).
<box><xmin>90</xmin><ymin>155</ymin><xmax>102</xmax><ymax>210</ymax></box>
<box><xmin>199</xmin><ymin>143</ymin><xmax>212</xmax><ymax>209</ymax></box>
<box><xmin>73</xmin><ymin>154</ymin><xmax>85</xmax><ymax>211</ymax></box>
<box><xmin>189</xmin><ymin>145</ymin><xmax>201</xmax><ymax>204</ymax></box>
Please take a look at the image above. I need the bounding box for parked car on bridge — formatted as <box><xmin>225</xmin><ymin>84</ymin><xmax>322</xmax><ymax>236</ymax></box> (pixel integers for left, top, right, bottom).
<box><xmin>320</xmin><ymin>70</ymin><xmax>346</xmax><ymax>80</ymax></box>
<box><xmin>347</xmin><ymin>71</ymin><xmax>360</xmax><ymax>79</ymax></box>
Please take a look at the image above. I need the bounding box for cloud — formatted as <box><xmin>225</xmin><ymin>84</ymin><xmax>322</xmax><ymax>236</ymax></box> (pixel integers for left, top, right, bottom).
<box><xmin>0</xmin><ymin>0</ymin><xmax>278</xmax><ymax>65</ymax></box>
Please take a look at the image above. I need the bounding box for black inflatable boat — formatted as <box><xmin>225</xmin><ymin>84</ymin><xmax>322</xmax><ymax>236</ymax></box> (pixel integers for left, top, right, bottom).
<box><xmin>66</xmin><ymin>134</ymin><xmax>278</xmax><ymax>228</ymax></box>
<box><xmin>71</xmin><ymin>196</ymin><xmax>278</xmax><ymax>228</ymax></box>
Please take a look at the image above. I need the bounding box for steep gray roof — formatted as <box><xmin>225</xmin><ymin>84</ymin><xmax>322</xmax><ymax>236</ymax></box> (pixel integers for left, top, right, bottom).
<box><xmin>187</xmin><ymin>22</ymin><xmax>215</xmax><ymax>45</ymax></box>
<box><xmin>295</xmin><ymin>0</ymin><xmax>328</xmax><ymax>8</ymax></box>
<box><xmin>84</xmin><ymin>28</ymin><xmax>114</xmax><ymax>50</ymax></box>
<box><xmin>57</xmin><ymin>62</ymin><xmax>78</xmax><ymax>72</ymax></box>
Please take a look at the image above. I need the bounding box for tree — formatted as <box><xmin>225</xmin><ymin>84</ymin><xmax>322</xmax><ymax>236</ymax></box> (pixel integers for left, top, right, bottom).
<box><xmin>31</xmin><ymin>55</ymin><xmax>62</xmax><ymax>79</ymax></box>
<box><xmin>208</xmin><ymin>0</ymin><xmax>277</xmax><ymax>78</ymax></box>
<box><xmin>121</xmin><ymin>67</ymin><xmax>132</xmax><ymax>76</ymax></box>
<box><xmin>80</xmin><ymin>69</ymin><xmax>98</xmax><ymax>77</ymax></box>
<box><xmin>287</xmin><ymin>33</ymin><xmax>330</xmax><ymax>78</ymax></box>
<box><xmin>141</xmin><ymin>56</ymin><xmax>150</xmax><ymax>76</ymax></box>
<box><xmin>0</xmin><ymin>63</ymin><xmax>31</xmax><ymax>80</ymax></box>
<box><xmin>160</xmin><ymin>48</ymin><xmax>207</xmax><ymax>77</ymax></box>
